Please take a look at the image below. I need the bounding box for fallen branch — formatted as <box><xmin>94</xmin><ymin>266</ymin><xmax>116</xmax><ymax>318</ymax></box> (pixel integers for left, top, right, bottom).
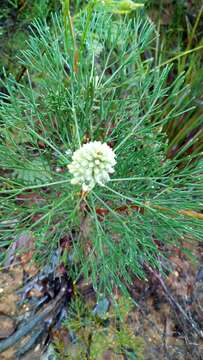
<box><xmin>0</xmin><ymin>287</ymin><xmax>66</xmax><ymax>353</ymax></box>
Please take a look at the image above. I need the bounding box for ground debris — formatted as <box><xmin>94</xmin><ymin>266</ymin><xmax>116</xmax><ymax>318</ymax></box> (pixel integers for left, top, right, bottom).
<box><xmin>0</xmin><ymin>315</ymin><xmax>16</xmax><ymax>339</ymax></box>
<box><xmin>127</xmin><ymin>243</ymin><xmax>203</xmax><ymax>360</ymax></box>
<box><xmin>0</xmin><ymin>251</ymin><xmax>73</xmax><ymax>359</ymax></box>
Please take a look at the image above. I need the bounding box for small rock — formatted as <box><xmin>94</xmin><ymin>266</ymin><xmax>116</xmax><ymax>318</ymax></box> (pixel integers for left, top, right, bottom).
<box><xmin>41</xmin><ymin>344</ymin><xmax>57</xmax><ymax>360</ymax></box>
<box><xmin>0</xmin><ymin>314</ymin><xmax>16</xmax><ymax>339</ymax></box>
<box><xmin>93</xmin><ymin>298</ymin><xmax>110</xmax><ymax>318</ymax></box>
<box><xmin>196</xmin><ymin>267</ymin><xmax>203</xmax><ymax>282</ymax></box>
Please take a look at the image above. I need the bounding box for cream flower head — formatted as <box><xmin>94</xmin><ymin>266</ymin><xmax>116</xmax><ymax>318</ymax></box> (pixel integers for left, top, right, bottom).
<box><xmin>68</xmin><ymin>141</ymin><xmax>116</xmax><ymax>192</ymax></box>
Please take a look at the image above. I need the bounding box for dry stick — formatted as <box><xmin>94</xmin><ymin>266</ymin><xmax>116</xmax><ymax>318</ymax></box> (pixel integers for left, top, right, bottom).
<box><xmin>96</xmin><ymin>203</ymin><xmax>203</xmax><ymax>220</ymax></box>
<box><xmin>0</xmin><ymin>287</ymin><xmax>66</xmax><ymax>353</ymax></box>
<box><xmin>144</xmin><ymin>263</ymin><xmax>203</xmax><ymax>339</ymax></box>
<box><xmin>15</xmin><ymin>65</ymin><xmax>27</xmax><ymax>83</ymax></box>
<box><xmin>151</xmin><ymin>204</ymin><xmax>203</xmax><ymax>220</ymax></box>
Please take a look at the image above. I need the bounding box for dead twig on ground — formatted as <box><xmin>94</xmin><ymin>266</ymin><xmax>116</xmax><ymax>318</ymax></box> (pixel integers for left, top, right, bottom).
<box><xmin>144</xmin><ymin>263</ymin><xmax>203</xmax><ymax>339</ymax></box>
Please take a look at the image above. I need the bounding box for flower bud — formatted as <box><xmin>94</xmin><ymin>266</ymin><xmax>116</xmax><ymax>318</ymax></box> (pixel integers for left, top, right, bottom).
<box><xmin>68</xmin><ymin>141</ymin><xmax>116</xmax><ymax>191</ymax></box>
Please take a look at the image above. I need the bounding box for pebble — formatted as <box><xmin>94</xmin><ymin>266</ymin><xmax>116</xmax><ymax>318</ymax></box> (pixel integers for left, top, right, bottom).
<box><xmin>0</xmin><ymin>314</ymin><xmax>16</xmax><ymax>339</ymax></box>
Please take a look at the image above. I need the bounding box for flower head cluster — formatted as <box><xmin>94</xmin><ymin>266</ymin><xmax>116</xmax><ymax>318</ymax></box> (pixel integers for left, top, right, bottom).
<box><xmin>68</xmin><ymin>141</ymin><xmax>116</xmax><ymax>192</ymax></box>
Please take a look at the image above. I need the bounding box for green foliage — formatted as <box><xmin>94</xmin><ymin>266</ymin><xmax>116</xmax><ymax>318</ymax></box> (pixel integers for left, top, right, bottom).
<box><xmin>54</xmin><ymin>296</ymin><xmax>145</xmax><ymax>359</ymax></box>
<box><xmin>0</xmin><ymin>0</ymin><xmax>60</xmax><ymax>74</ymax></box>
<box><xmin>146</xmin><ymin>0</ymin><xmax>203</xmax><ymax>153</ymax></box>
<box><xmin>13</xmin><ymin>158</ymin><xmax>51</xmax><ymax>185</ymax></box>
<box><xmin>0</xmin><ymin>2</ymin><xmax>203</xmax><ymax>295</ymax></box>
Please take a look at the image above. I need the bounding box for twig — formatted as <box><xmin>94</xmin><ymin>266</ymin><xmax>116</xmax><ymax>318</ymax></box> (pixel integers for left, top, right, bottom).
<box><xmin>95</xmin><ymin>203</ymin><xmax>203</xmax><ymax>221</ymax></box>
<box><xmin>144</xmin><ymin>263</ymin><xmax>203</xmax><ymax>338</ymax></box>
<box><xmin>15</xmin><ymin>66</ymin><xmax>27</xmax><ymax>83</ymax></box>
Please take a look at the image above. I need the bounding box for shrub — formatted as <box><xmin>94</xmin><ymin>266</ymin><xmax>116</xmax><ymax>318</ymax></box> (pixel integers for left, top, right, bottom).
<box><xmin>0</xmin><ymin>1</ymin><xmax>202</xmax><ymax>296</ymax></box>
